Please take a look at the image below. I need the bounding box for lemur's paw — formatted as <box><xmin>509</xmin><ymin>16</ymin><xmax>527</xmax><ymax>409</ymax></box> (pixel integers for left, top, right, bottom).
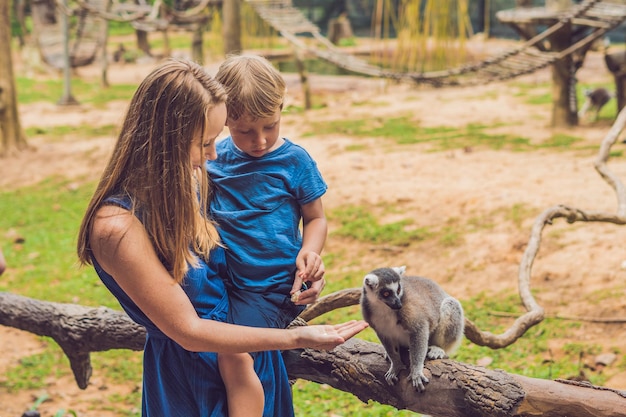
<box><xmin>427</xmin><ymin>345</ymin><xmax>447</xmax><ymax>360</ymax></box>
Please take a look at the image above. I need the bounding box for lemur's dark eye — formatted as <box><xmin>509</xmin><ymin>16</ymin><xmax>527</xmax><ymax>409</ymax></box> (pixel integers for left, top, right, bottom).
<box><xmin>396</xmin><ymin>286</ymin><xmax>401</xmax><ymax>295</ymax></box>
<box><xmin>381</xmin><ymin>290</ymin><xmax>390</xmax><ymax>298</ymax></box>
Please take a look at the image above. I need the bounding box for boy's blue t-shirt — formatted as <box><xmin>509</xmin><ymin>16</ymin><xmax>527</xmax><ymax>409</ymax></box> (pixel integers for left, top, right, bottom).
<box><xmin>207</xmin><ymin>137</ymin><xmax>327</xmax><ymax>292</ymax></box>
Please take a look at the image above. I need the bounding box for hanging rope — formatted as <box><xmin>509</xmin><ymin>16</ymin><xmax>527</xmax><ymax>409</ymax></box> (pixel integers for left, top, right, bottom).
<box><xmin>245</xmin><ymin>0</ymin><xmax>626</xmax><ymax>87</ymax></box>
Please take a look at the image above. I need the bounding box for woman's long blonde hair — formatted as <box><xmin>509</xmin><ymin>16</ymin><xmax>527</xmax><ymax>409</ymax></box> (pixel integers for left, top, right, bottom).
<box><xmin>77</xmin><ymin>59</ymin><xmax>227</xmax><ymax>283</ymax></box>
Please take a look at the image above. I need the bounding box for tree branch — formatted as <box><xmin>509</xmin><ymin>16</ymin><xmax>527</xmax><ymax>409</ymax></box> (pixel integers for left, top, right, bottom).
<box><xmin>284</xmin><ymin>339</ymin><xmax>626</xmax><ymax>417</ymax></box>
<box><xmin>0</xmin><ymin>292</ymin><xmax>145</xmax><ymax>389</ymax></box>
<box><xmin>2</xmin><ymin>292</ymin><xmax>626</xmax><ymax>416</ymax></box>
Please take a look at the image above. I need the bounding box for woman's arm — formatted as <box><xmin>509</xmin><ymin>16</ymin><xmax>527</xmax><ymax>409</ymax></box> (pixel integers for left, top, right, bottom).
<box><xmin>90</xmin><ymin>205</ymin><xmax>364</xmax><ymax>353</ymax></box>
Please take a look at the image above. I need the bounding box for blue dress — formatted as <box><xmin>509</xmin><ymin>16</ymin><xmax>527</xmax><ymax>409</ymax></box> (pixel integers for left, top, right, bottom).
<box><xmin>207</xmin><ymin>138</ymin><xmax>327</xmax><ymax>329</ymax></box>
<box><xmin>93</xmin><ymin>196</ymin><xmax>295</xmax><ymax>417</ymax></box>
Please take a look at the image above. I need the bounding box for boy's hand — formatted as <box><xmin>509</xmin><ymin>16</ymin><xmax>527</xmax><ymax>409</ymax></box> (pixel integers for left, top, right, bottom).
<box><xmin>295</xmin><ymin>251</ymin><xmax>325</xmax><ymax>282</ymax></box>
<box><xmin>291</xmin><ymin>251</ymin><xmax>325</xmax><ymax>304</ymax></box>
<box><xmin>290</xmin><ymin>278</ymin><xmax>325</xmax><ymax>305</ymax></box>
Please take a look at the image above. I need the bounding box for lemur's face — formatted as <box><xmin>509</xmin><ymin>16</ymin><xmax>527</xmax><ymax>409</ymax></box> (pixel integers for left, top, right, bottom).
<box><xmin>363</xmin><ymin>269</ymin><xmax>403</xmax><ymax>310</ymax></box>
<box><xmin>378</xmin><ymin>281</ymin><xmax>403</xmax><ymax>310</ymax></box>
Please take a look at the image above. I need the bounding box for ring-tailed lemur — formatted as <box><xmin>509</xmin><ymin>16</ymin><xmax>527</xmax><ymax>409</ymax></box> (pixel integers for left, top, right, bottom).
<box><xmin>360</xmin><ymin>266</ymin><xmax>464</xmax><ymax>392</ymax></box>
<box><xmin>578</xmin><ymin>87</ymin><xmax>613</xmax><ymax>121</ymax></box>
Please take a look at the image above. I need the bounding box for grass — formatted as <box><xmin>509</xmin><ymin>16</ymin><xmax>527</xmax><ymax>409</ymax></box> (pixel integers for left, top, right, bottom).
<box><xmin>329</xmin><ymin>205</ymin><xmax>431</xmax><ymax>247</ymax></box>
<box><xmin>0</xmin><ymin>179</ymin><xmax>110</xmax><ymax>304</ymax></box>
<box><xmin>25</xmin><ymin>124</ymin><xmax>119</xmax><ymax>141</ymax></box>
<box><xmin>16</xmin><ymin>77</ymin><xmax>137</xmax><ymax>107</ymax></box>
<box><xmin>303</xmin><ymin>116</ymin><xmax>599</xmax><ymax>153</ymax></box>
<box><xmin>3</xmin><ymin>176</ymin><xmax>620</xmax><ymax>414</ymax></box>
<box><xmin>3</xmin><ymin>177</ymin><xmax>621</xmax><ymax>415</ymax></box>
<box><xmin>522</xmin><ymin>83</ymin><xmax>618</xmax><ymax>122</ymax></box>
<box><xmin>328</xmin><ymin>202</ymin><xmax>538</xmax><ymax>252</ymax></box>
<box><xmin>3</xmin><ymin>346</ymin><xmax>65</xmax><ymax>391</ymax></box>
<box><xmin>454</xmin><ymin>291</ymin><xmax>621</xmax><ymax>384</ymax></box>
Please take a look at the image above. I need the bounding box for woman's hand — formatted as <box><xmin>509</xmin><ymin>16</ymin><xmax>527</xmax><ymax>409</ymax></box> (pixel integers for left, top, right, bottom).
<box><xmin>293</xmin><ymin>320</ymin><xmax>369</xmax><ymax>351</ymax></box>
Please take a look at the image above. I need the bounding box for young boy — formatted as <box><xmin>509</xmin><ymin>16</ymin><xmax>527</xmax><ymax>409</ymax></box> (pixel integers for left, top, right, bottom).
<box><xmin>207</xmin><ymin>54</ymin><xmax>328</xmax><ymax>417</ymax></box>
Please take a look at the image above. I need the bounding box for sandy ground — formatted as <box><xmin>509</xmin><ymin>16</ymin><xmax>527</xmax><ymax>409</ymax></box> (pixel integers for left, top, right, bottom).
<box><xmin>2</xmin><ymin>41</ymin><xmax>626</xmax><ymax>415</ymax></box>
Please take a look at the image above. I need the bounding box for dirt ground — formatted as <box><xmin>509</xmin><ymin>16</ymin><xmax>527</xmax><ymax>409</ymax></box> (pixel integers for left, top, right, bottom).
<box><xmin>2</xmin><ymin>40</ymin><xmax>626</xmax><ymax>416</ymax></box>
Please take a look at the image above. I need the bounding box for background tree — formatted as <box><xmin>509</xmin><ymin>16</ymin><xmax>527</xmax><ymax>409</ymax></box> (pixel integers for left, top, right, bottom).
<box><xmin>0</xmin><ymin>0</ymin><xmax>28</xmax><ymax>156</ymax></box>
<box><xmin>223</xmin><ymin>0</ymin><xmax>241</xmax><ymax>54</ymax></box>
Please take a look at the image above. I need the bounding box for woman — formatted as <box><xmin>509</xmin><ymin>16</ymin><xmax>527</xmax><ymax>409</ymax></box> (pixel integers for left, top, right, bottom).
<box><xmin>76</xmin><ymin>58</ymin><xmax>367</xmax><ymax>417</ymax></box>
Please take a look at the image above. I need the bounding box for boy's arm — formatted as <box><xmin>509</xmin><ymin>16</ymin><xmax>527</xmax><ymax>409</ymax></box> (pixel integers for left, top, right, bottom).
<box><xmin>292</xmin><ymin>198</ymin><xmax>327</xmax><ymax>304</ymax></box>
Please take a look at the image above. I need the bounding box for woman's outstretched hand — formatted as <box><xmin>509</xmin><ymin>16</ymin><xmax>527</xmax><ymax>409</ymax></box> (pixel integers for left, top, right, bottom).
<box><xmin>294</xmin><ymin>320</ymin><xmax>369</xmax><ymax>351</ymax></box>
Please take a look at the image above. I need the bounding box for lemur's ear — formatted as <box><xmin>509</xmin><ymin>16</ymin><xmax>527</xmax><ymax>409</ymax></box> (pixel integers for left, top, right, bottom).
<box><xmin>363</xmin><ymin>273</ymin><xmax>379</xmax><ymax>289</ymax></box>
<box><xmin>392</xmin><ymin>266</ymin><xmax>406</xmax><ymax>276</ymax></box>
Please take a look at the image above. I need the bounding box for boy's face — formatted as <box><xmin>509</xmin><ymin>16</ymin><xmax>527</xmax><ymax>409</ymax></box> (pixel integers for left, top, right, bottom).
<box><xmin>226</xmin><ymin>111</ymin><xmax>282</xmax><ymax>158</ymax></box>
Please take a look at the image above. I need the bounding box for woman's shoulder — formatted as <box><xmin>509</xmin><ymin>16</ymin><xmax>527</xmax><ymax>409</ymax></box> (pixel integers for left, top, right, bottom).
<box><xmin>91</xmin><ymin>204</ymin><xmax>137</xmax><ymax>242</ymax></box>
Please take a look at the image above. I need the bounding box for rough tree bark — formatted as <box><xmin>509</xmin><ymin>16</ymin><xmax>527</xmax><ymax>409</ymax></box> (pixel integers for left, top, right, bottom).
<box><xmin>284</xmin><ymin>341</ymin><xmax>626</xmax><ymax>417</ymax></box>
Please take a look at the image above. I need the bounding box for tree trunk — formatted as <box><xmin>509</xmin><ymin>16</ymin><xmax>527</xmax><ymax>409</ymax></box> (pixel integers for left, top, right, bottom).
<box><xmin>100</xmin><ymin>0</ymin><xmax>112</xmax><ymax>88</ymax></box>
<box><xmin>0</xmin><ymin>0</ymin><xmax>28</xmax><ymax>157</ymax></box>
<box><xmin>136</xmin><ymin>30</ymin><xmax>152</xmax><ymax>56</ymax></box>
<box><xmin>294</xmin><ymin>50</ymin><xmax>311</xmax><ymax>110</ymax></box>
<box><xmin>191</xmin><ymin>26</ymin><xmax>204</xmax><ymax>64</ymax></box>
<box><xmin>605</xmin><ymin>50</ymin><xmax>626</xmax><ymax>114</ymax></box>
<box><xmin>550</xmin><ymin>21</ymin><xmax>578</xmax><ymax>127</ymax></box>
<box><xmin>13</xmin><ymin>0</ymin><xmax>28</xmax><ymax>48</ymax></box>
<box><xmin>1</xmin><ymin>291</ymin><xmax>625</xmax><ymax>416</ymax></box>
<box><xmin>222</xmin><ymin>0</ymin><xmax>241</xmax><ymax>55</ymax></box>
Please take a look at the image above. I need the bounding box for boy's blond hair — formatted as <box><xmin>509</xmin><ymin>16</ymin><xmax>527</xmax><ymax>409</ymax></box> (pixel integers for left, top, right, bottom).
<box><xmin>215</xmin><ymin>54</ymin><xmax>286</xmax><ymax>121</ymax></box>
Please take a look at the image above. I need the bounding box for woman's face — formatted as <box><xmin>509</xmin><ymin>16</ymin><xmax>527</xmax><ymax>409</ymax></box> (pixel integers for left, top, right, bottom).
<box><xmin>190</xmin><ymin>103</ymin><xmax>227</xmax><ymax>169</ymax></box>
